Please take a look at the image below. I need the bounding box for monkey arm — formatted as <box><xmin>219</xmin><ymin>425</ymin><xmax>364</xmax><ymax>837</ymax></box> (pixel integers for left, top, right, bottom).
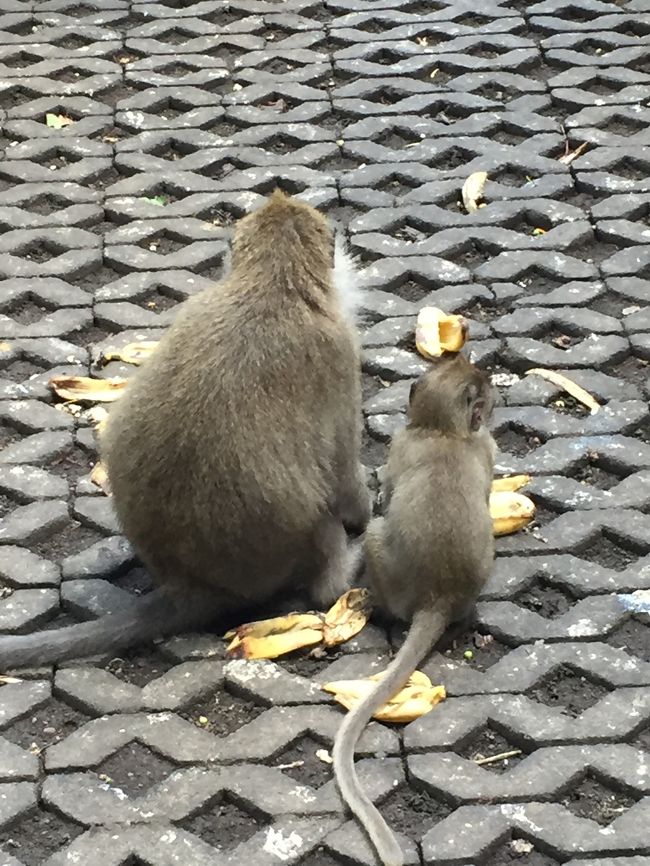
<box><xmin>331</xmin><ymin>361</ymin><xmax>371</xmax><ymax>533</ymax></box>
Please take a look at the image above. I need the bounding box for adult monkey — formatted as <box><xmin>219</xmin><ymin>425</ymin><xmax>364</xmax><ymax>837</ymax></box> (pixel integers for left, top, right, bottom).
<box><xmin>0</xmin><ymin>191</ymin><xmax>369</xmax><ymax>668</ymax></box>
<box><xmin>333</xmin><ymin>353</ymin><xmax>496</xmax><ymax>866</ymax></box>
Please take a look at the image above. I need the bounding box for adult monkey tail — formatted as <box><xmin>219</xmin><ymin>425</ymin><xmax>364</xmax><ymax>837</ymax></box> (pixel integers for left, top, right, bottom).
<box><xmin>332</xmin><ymin>605</ymin><xmax>449</xmax><ymax>866</ymax></box>
<box><xmin>0</xmin><ymin>588</ymin><xmax>220</xmax><ymax>670</ymax></box>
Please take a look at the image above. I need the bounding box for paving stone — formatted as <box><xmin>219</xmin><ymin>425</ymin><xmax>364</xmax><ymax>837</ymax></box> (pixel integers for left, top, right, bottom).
<box><xmin>61</xmin><ymin>535</ymin><xmax>134</xmax><ymax>581</ymax></box>
<box><xmin>1</xmin><ymin>1</ymin><xmax>649</xmax><ymax>860</ymax></box>
<box><xmin>0</xmin><ymin>587</ymin><xmax>60</xmax><ymax>633</ymax></box>
<box><xmin>0</xmin><ymin>545</ymin><xmax>60</xmax><ymax>588</ymax></box>
<box><xmin>0</xmin><ymin>499</ymin><xmax>68</xmax><ymax>545</ymax></box>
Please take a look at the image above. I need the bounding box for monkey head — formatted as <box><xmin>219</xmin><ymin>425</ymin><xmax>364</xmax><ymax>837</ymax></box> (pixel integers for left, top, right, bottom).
<box><xmin>408</xmin><ymin>353</ymin><xmax>495</xmax><ymax>436</ymax></box>
<box><xmin>230</xmin><ymin>189</ymin><xmax>335</xmax><ymax>276</ymax></box>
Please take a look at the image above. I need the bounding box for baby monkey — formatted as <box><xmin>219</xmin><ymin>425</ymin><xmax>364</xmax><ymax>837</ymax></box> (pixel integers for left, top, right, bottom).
<box><xmin>333</xmin><ymin>352</ymin><xmax>496</xmax><ymax>866</ymax></box>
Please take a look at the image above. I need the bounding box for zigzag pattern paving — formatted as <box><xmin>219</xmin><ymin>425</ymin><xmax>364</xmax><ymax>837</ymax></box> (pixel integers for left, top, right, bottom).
<box><xmin>1</xmin><ymin>0</ymin><xmax>649</xmax><ymax>864</ymax></box>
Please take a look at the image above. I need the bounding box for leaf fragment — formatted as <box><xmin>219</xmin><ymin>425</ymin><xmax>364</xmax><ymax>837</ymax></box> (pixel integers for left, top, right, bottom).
<box><xmin>143</xmin><ymin>195</ymin><xmax>168</xmax><ymax>207</ymax></box>
<box><xmin>49</xmin><ymin>375</ymin><xmax>128</xmax><ymax>403</ymax></box>
<box><xmin>491</xmin><ymin>475</ymin><xmax>531</xmax><ymax>493</ymax></box>
<box><xmin>490</xmin><ymin>491</ymin><xmax>536</xmax><ymax>536</ymax></box>
<box><xmin>525</xmin><ymin>368</ymin><xmax>600</xmax><ymax>414</ymax></box>
<box><xmin>323</xmin><ymin>670</ymin><xmax>446</xmax><ymax>723</ymax></box>
<box><xmin>323</xmin><ymin>588</ymin><xmax>371</xmax><ymax>647</ymax></box>
<box><xmin>462</xmin><ymin>171</ymin><xmax>488</xmax><ymax>213</ymax></box>
<box><xmin>99</xmin><ymin>341</ymin><xmax>159</xmax><ymax>367</ymax></box>
<box><xmin>415</xmin><ymin>307</ymin><xmax>469</xmax><ymax>359</ymax></box>
<box><xmin>45</xmin><ymin>113</ymin><xmax>74</xmax><ymax>129</ymax></box>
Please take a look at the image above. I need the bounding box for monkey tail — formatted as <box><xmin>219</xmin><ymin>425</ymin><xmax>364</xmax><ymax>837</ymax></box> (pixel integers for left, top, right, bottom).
<box><xmin>0</xmin><ymin>589</ymin><xmax>220</xmax><ymax>670</ymax></box>
<box><xmin>332</xmin><ymin>606</ymin><xmax>448</xmax><ymax>866</ymax></box>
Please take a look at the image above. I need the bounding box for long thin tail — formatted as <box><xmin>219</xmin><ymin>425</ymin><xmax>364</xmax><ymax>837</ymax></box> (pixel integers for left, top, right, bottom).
<box><xmin>332</xmin><ymin>606</ymin><xmax>448</xmax><ymax>866</ymax></box>
<box><xmin>0</xmin><ymin>588</ymin><xmax>220</xmax><ymax>670</ymax></box>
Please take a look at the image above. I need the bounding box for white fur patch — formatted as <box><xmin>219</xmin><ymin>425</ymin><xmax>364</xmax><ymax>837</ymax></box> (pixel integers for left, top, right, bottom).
<box><xmin>333</xmin><ymin>233</ymin><xmax>363</xmax><ymax>323</ymax></box>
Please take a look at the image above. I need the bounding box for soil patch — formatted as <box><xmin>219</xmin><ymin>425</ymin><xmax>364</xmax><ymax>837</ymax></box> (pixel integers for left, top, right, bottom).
<box><xmin>1</xmin><ymin>698</ymin><xmax>89</xmax><ymax>751</ymax></box>
<box><xmin>95</xmin><ymin>741</ymin><xmax>176</xmax><ymax>797</ymax></box>
<box><xmin>458</xmin><ymin>726</ymin><xmax>525</xmax><ymax>774</ymax></box>
<box><xmin>0</xmin><ymin>809</ymin><xmax>83</xmax><ymax>866</ymax></box>
<box><xmin>180</xmin><ymin>795</ymin><xmax>266</xmax><ymax>851</ymax></box>
<box><xmin>104</xmin><ymin>647</ymin><xmax>175</xmax><ymax>686</ymax></box>
<box><xmin>561</xmin><ymin>773</ymin><xmax>636</xmax><ymax>824</ymax></box>
<box><xmin>379</xmin><ymin>784</ymin><xmax>451</xmax><ymax>839</ymax></box>
<box><xmin>606</xmin><ymin>616</ymin><xmax>650</xmax><ymax>661</ymax></box>
<box><xmin>528</xmin><ymin>664</ymin><xmax>610</xmax><ymax>716</ymax></box>
<box><xmin>272</xmin><ymin>735</ymin><xmax>333</xmax><ymax>788</ymax></box>
<box><xmin>180</xmin><ymin>686</ymin><xmax>264</xmax><ymax>736</ymax></box>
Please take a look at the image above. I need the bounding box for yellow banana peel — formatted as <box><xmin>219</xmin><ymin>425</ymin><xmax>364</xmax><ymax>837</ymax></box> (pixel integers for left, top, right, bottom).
<box><xmin>227</xmin><ymin>627</ymin><xmax>323</xmax><ymax>659</ymax></box>
<box><xmin>323</xmin><ymin>587</ymin><xmax>371</xmax><ymax>646</ymax></box>
<box><xmin>415</xmin><ymin>307</ymin><xmax>468</xmax><ymax>359</ymax></box>
<box><xmin>491</xmin><ymin>475</ymin><xmax>531</xmax><ymax>493</ymax></box>
<box><xmin>490</xmin><ymin>491</ymin><xmax>536</xmax><ymax>536</ymax></box>
<box><xmin>224</xmin><ymin>589</ymin><xmax>371</xmax><ymax>660</ymax></box>
<box><xmin>50</xmin><ymin>375</ymin><xmax>128</xmax><ymax>403</ymax></box>
<box><xmin>322</xmin><ymin>670</ymin><xmax>446</xmax><ymax>723</ymax></box>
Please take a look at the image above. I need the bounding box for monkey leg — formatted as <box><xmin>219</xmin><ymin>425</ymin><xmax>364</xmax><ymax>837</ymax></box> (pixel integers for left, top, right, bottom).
<box><xmin>309</xmin><ymin>515</ymin><xmax>364</xmax><ymax>607</ymax></box>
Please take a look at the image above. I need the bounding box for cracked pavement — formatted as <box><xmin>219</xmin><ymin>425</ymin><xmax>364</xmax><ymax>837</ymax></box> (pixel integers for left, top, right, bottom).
<box><xmin>0</xmin><ymin>0</ymin><xmax>650</xmax><ymax>864</ymax></box>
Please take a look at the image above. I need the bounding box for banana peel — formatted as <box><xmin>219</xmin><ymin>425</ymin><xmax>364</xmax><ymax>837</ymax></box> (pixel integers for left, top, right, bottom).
<box><xmin>50</xmin><ymin>375</ymin><xmax>128</xmax><ymax>403</ymax></box>
<box><xmin>491</xmin><ymin>475</ymin><xmax>531</xmax><ymax>493</ymax></box>
<box><xmin>323</xmin><ymin>587</ymin><xmax>372</xmax><ymax>646</ymax></box>
<box><xmin>225</xmin><ymin>588</ymin><xmax>371</xmax><ymax>660</ymax></box>
<box><xmin>100</xmin><ymin>341</ymin><xmax>159</xmax><ymax>366</ymax></box>
<box><xmin>322</xmin><ymin>670</ymin><xmax>446</xmax><ymax>723</ymax></box>
<box><xmin>490</xmin><ymin>491</ymin><xmax>536</xmax><ymax>536</ymax></box>
<box><xmin>416</xmin><ymin>307</ymin><xmax>469</xmax><ymax>359</ymax></box>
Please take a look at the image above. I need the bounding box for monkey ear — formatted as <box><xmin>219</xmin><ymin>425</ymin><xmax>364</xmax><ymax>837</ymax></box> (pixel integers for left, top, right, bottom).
<box><xmin>469</xmin><ymin>397</ymin><xmax>484</xmax><ymax>432</ymax></box>
<box><xmin>409</xmin><ymin>380</ymin><xmax>419</xmax><ymax>404</ymax></box>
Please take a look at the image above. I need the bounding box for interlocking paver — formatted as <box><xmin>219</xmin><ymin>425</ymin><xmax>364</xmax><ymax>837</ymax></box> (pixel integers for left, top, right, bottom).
<box><xmin>1</xmin><ymin>0</ymin><xmax>650</xmax><ymax>863</ymax></box>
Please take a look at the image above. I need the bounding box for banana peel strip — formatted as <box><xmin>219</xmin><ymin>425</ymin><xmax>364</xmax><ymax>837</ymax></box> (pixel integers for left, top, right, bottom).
<box><xmin>525</xmin><ymin>368</ymin><xmax>600</xmax><ymax>415</ymax></box>
<box><xmin>416</xmin><ymin>307</ymin><xmax>469</xmax><ymax>359</ymax></box>
<box><xmin>490</xmin><ymin>491</ymin><xmax>536</xmax><ymax>536</ymax></box>
<box><xmin>225</xmin><ymin>589</ymin><xmax>371</xmax><ymax>660</ymax></box>
<box><xmin>50</xmin><ymin>375</ymin><xmax>128</xmax><ymax>403</ymax></box>
<box><xmin>90</xmin><ymin>462</ymin><xmax>111</xmax><ymax>495</ymax></box>
<box><xmin>491</xmin><ymin>475</ymin><xmax>531</xmax><ymax>493</ymax></box>
<box><xmin>100</xmin><ymin>341</ymin><xmax>159</xmax><ymax>366</ymax></box>
<box><xmin>323</xmin><ymin>670</ymin><xmax>447</xmax><ymax>723</ymax></box>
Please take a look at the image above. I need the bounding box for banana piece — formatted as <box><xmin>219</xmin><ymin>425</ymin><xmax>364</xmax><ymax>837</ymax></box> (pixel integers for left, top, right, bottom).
<box><xmin>490</xmin><ymin>491</ymin><xmax>536</xmax><ymax>536</ymax></box>
<box><xmin>415</xmin><ymin>307</ymin><xmax>469</xmax><ymax>359</ymax></box>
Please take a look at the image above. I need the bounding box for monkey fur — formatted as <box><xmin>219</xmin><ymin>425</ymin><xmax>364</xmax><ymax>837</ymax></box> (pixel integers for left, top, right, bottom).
<box><xmin>0</xmin><ymin>191</ymin><xmax>370</xmax><ymax>669</ymax></box>
<box><xmin>333</xmin><ymin>353</ymin><xmax>496</xmax><ymax>866</ymax></box>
